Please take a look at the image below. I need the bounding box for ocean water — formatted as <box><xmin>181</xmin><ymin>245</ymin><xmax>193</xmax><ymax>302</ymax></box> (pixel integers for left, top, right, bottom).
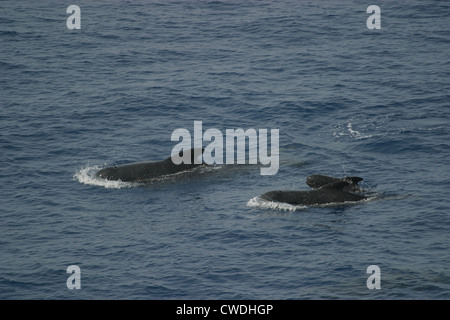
<box><xmin>1</xmin><ymin>0</ymin><xmax>449</xmax><ymax>299</ymax></box>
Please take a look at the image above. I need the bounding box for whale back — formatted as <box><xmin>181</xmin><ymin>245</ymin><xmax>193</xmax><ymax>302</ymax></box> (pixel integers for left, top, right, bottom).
<box><xmin>261</xmin><ymin>177</ymin><xmax>367</xmax><ymax>206</ymax></box>
<box><xmin>306</xmin><ymin>174</ymin><xmax>363</xmax><ymax>192</ymax></box>
<box><xmin>96</xmin><ymin>148</ymin><xmax>204</xmax><ymax>182</ymax></box>
<box><xmin>320</xmin><ymin>180</ymin><xmax>352</xmax><ymax>190</ymax></box>
<box><xmin>261</xmin><ymin>187</ymin><xmax>366</xmax><ymax>206</ymax></box>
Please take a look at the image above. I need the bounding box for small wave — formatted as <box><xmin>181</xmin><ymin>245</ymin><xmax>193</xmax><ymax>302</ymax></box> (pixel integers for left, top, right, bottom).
<box><xmin>346</xmin><ymin>122</ymin><xmax>375</xmax><ymax>140</ymax></box>
<box><xmin>333</xmin><ymin>115</ymin><xmax>448</xmax><ymax>142</ymax></box>
<box><xmin>73</xmin><ymin>164</ymin><xmax>139</xmax><ymax>189</ymax></box>
<box><xmin>247</xmin><ymin>194</ymin><xmax>378</xmax><ymax>211</ymax></box>
<box><xmin>333</xmin><ymin>122</ymin><xmax>377</xmax><ymax>140</ymax></box>
<box><xmin>332</xmin><ymin>117</ymin><xmax>385</xmax><ymax>141</ymax></box>
<box><xmin>247</xmin><ymin>196</ymin><xmax>307</xmax><ymax>211</ymax></box>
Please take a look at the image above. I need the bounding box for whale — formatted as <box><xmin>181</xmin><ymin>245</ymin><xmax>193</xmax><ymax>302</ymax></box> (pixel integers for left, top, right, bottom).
<box><xmin>96</xmin><ymin>148</ymin><xmax>205</xmax><ymax>182</ymax></box>
<box><xmin>260</xmin><ymin>175</ymin><xmax>368</xmax><ymax>206</ymax></box>
<box><xmin>306</xmin><ymin>174</ymin><xmax>363</xmax><ymax>192</ymax></box>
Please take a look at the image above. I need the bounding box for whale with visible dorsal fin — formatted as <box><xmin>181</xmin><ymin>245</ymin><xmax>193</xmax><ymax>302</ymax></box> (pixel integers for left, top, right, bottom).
<box><xmin>96</xmin><ymin>148</ymin><xmax>204</xmax><ymax>182</ymax></box>
<box><xmin>260</xmin><ymin>175</ymin><xmax>367</xmax><ymax>206</ymax></box>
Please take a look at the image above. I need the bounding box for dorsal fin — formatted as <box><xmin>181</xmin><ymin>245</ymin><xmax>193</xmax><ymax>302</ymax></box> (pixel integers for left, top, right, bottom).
<box><xmin>344</xmin><ymin>176</ymin><xmax>363</xmax><ymax>184</ymax></box>
<box><xmin>320</xmin><ymin>180</ymin><xmax>351</xmax><ymax>190</ymax></box>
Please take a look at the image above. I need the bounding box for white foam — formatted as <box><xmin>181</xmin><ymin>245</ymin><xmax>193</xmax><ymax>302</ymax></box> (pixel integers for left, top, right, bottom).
<box><xmin>247</xmin><ymin>196</ymin><xmax>307</xmax><ymax>211</ymax></box>
<box><xmin>73</xmin><ymin>164</ymin><xmax>138</xmax><ymax>189</ymax></box>
<box><xmin>346</xmin><ymin>122</ymin><xmax>374</xmax><ymax>140</ymax></box>
<box><xmin>247</xmin><ymin>194</ymin><xmax>378</xmax><ymax>211</ymax></box>
<box><xmin>332</xmin><ymin>118</ymin><xmax>385</xmax><ymax>140</ymax></box>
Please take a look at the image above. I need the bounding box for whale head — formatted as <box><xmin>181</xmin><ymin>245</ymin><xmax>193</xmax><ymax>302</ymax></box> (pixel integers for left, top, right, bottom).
<box><xmin>96</xmin><ymin>165</ymin><xmax>121</xmax><ymax>181</ymax></box>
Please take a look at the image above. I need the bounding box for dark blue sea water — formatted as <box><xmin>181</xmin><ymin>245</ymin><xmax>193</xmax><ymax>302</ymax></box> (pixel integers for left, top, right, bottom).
<box><xmin>1</xmin><ymin>0</ymin><xmax>449</xmax><ymax>299</ymax></box>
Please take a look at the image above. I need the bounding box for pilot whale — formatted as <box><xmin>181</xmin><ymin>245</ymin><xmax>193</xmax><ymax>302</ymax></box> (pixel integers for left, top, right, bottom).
<box><xmin>96</xmin><ymin>148</ymin><xmax>204</xmax><ymax>182</ymax></box>
<box><xmin>306</xmin><ymin>174</ymin><xmax>363</xmax><ymax>192</ymax></box>
<box><xmin>260</xmin><ymin>175</ymin><xmax>367</xmax><ymax>206</ymax></box>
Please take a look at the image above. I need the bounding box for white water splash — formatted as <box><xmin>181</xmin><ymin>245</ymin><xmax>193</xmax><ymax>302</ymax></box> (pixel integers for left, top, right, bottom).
<box><xmin>332</xmin><ymin>117</ymin><xmax>384</xmax><ymax>140</ymax></box>
<box><xmin>247</xmin><ymin>196</ymin><xmax>307</xmax><ymax>211</ymax></box>
<box><xmin>345</xmin><ymin>122</ymin><xmax>375</xmax><ymax>140</ymax></box>
<box><xmin>247</xmin><ymin>194</ymin><xmax>379</xmax><ymax>211</ymax></box>
<box><xmin>73</xmin><ymin>164</ymin><xmax>138</xmax><ymax>189</ymax></box>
